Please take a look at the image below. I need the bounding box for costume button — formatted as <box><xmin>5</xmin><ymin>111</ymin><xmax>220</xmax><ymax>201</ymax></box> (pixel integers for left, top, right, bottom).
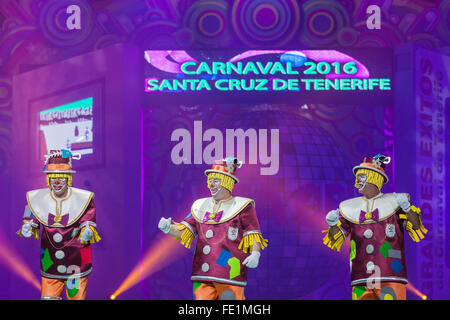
<box><xmin>205</xmin><ymin>230</ymin><xmax>214</xmax><ymax>239</ymax></box>
<box><xmin>57</xmin><ymin>265</ymin><xmax>67</xmax><ymax>273</ymax></box>
<box><xmin>201</xmin><ymin>263</ymin><xmax>210</xmax><ymax>272</ymax></box>
<box><xmin>364</xmin><ymin>229</ymin><xmax>373</xmax><ymax>239</ymax></box>
<box><xmin>55</xmin><ymin>250</ymin><xmax>65</xmax><ymax>259</ymax></box>
<box><xmin>53</xmin><ymin>233</ymin><xmax>63</xmax><ymax>243</ymax></box>
<box><xmin>366</xmin><ymin>261</ymin><xmax>375</xmax><ymax>272</ymax></box>
<box><xmin>366</xmin><ymin>244</ymin><xmax>374</xmax><ymax>254</ymax></box>
<box><xmin>203</xmin><ymin>245</ymin><xmax>211</xmax><ymax>255</ymax></box>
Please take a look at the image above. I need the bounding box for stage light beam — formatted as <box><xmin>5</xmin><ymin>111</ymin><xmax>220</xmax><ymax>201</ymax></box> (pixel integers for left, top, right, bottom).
<box><xmin>406</xmin><ymin>282</ymin><xmax>428</xmax><ymax>300</ymax></box>
<box><xmin>0</xmin><ymin>231</ymin><xmax>40</xmax><ymax>291</ymax></box>
<box><xmin>111</xmin><ymin>234</ymin><xmax>188</xmax><ymax>299</ymax></box>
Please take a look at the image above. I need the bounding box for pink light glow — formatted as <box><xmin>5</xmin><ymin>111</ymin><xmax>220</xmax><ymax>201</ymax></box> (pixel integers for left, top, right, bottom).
<box><xmin>0</xmin><ymin>231</ymin><xmax>40</xmax><ymax>291</ymax></box>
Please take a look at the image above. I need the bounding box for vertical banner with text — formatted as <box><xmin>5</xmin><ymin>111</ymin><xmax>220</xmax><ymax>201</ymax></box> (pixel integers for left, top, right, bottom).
<box><xmin>414</xmin><ymin>47</ymin><xmax>448</xmax><ymax>298</ymax></box>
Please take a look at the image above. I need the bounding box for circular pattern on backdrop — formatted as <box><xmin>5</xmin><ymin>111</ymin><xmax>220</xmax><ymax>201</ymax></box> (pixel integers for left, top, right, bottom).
<box><xmin>173</xmin><ymin>28</ymin><xmax>195</xmax><ymax>47</ymax></box>
<box><xmin>299</xmin><ymin>0</ymin><xmax>349</xmax><ymax>46</ymax></box>
<box><xmin>353</xmin><ymin>21</ymin><xmax>405</xmax><ymax>47</ymax></box>
<box><xmin>410</xmin><ymin>33</ymin><xmax>440</xmax><ymax>49</ymax></box>
<box><xmin>39</xmin><ymin>0</ymin><xmax>94</xmax><ymax>47</ymax></box>
<box><xmin>183</xmin><ymin>0</ymin><xmax>230</xmax><ymax>46</ymax></box>
<box><xmin>94</xmin><ymin>34</ymin><xmax>122</xmax><ymax>50</ymax></box>
<box><xmin>129</xmin><ymin>20</ymin><xmax>179</xmax><ymax>48</ymax></box>
<box><xmin>231</xmin><ymin>0</ymin><xmax>300</xmax><ymax>47</ymax></box>
<box><xmin>337</xmin><ymin>27</ymin><xmax>358</xmax><ymax>47</ymax></box>
<box><xmin>0</xmin><ymin>141</ymin><xmax>10</xmax><ymax>176</ymax></box>
<box><xmin>350</xmin><ymin>132</ymin><xmax>375</xmax><ymax>158</ymax></box>
<box><xmin>0</xmin><ymin>78</ymin><xmax>12</xmax><ymax>109</ymax></box>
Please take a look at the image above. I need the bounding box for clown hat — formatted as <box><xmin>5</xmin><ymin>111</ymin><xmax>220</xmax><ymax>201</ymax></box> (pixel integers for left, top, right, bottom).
<box><xmin>204</xmin><ymin>157</ymin><xmax>243</xmax><ymax>183</ymax></box>
<box><xmin>43</xmin><ymin>149</ymin><xmax>81</xmax><ymax>174</ymax></box>
<box><xmin>352</xmin><ymin>154</ymin><xmax>390</xmax><ymax>184</ymax></box>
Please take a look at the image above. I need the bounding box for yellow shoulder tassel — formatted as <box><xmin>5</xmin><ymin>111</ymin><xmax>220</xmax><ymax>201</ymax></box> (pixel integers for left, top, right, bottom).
<box><xmin>403</xmin><ymin>205</ymin><xmax>428</xmax><ymax>242</ymax></box>
<box><xmin>32</xmin><ymin>228</ymin><xmax>39</xmax><ymax>240</ymax></box>
<box><xmin>78</xmin><ymin>225</ymin><xmax>102</xmax><ymax>244</ymax></box>
<box><xmin>174</xmin><ymin>222</ymin><xmax>195</xmax><ymax>249</ymax></box>
<box><xmin>322</xmin><ymin>221</ymin><xmax>345</xmax><ymax>252</ymax></box>
<box><xmin>238</xmin><ymin>233</ymin><xmax>268</xmax><ymax>253</ymax></box>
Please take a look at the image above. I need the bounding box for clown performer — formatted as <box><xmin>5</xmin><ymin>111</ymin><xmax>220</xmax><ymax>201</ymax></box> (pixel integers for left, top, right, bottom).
<box><xmin>158</xmin><ymin>157</ymin><xmax>268</xmax><ymax>300</ymax></box>
<box><xmin>17</xmin><ymin>150</ymin><xmax>101</xmax><ymax>300</ymax></box>
<box><xmin>323</xmin><ymin>154</ymin><xmax>428</xmax><ymax>300</ymax></box>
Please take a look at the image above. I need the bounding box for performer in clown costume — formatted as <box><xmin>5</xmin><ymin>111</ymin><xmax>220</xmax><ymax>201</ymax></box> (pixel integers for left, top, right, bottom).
<box><xmin>158</xmin><ymin>157</ymin><xmax>268</xmax><ymax>300</ymax></box>
<box><xmin>17</xmin><ymin>150</ymin><xmax>101</xmax><ymax>300</ymax></box>
<box><xmin>323</xmin><ymin>154</ymin><xmax>428</xmax><ymax>300</ymax></box>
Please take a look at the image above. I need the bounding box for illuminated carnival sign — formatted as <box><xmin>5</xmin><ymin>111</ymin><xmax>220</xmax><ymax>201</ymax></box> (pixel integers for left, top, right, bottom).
<box><xmin>144</xmin><ymin>50</ymin><xmax>392</xmax><ymax>93</ymax></box>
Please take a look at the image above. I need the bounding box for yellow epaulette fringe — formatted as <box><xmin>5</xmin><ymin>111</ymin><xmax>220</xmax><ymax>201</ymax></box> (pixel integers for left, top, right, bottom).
<box><xmin>32</xmin><ymin>228</ymin><xmax>39</xmax><ymax>240</ymax></box>
<box><xmin>238</xmin><ymin>233</ymin><xmax>268</xmax><ymax>253</ymax></box>
<box><xmin>16</xmin><ymin>228</ymin><xmax>39</xmax><ymax>240</ymax></box>
<box><xmin>78</xmin><ymin>225</ymin><xmax>102</xmax><ymax>244</ymax></box>
<box><xmin>399</xmin><ymin>205</ymin><xmax>428</xmax><ymax>242</ymax></box>
<box><xmin>174</xmin><ymin>222</ymin><xmax>195</xmax><ymax>249</ymax></box>
<box><xmin>322</xmin><ymin>221</ymin><xmax>345</xmax><ymax>252</ymax></box>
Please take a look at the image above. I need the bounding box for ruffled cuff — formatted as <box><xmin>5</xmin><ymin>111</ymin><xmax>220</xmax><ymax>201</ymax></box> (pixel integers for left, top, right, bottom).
<box><xmin>174</xmin><ymin>222</ymin><xmax>195</xmax><ymax>249</ymax></box>
<box><xmin>78</xmin><ymin>225</ymin><xmax>101</xmax><ymax>244</ymax></box>
<box><xmin>399</xmin><ymin>205</ymin><xmax>428</xmax><ymax>242</ymax></box>
<box><xmin>238</xmin><ymin>231</ymin><xmax>268</xmax><ymax>253</ymax></box>
<box><xmin>323</xmin><ymin>221</ymin><xmax>345</xmax><ymax>252</ymax></box>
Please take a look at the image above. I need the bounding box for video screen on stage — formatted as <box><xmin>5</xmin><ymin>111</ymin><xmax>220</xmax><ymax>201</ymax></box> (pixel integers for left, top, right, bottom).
<box><xmin>39</xmin><ymin>96</ymin><xmax>94</xmax><ymax>158</ymax></box>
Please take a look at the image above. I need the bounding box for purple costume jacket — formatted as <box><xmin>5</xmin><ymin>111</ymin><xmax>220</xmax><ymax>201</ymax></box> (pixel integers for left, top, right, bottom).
<box><xmin>24</xmin><ymin>187</ymin><xmax>96</xmax><ymax>280</ymax></box>
<box><xmin>181</xmin><ymin>196</ymin><xmax>263</xmax><ymax>287</ymax></box>
<box><xmin>337</xmin><ymin>193</ymin><xmax>410</xmax><ymax>286</ymax></box>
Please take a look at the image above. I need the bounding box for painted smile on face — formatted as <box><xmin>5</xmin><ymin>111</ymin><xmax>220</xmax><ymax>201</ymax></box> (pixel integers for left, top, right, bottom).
<box><xmin>208</xmin><ymin>178</ymin><xmax>222</xmax><ymax>196</ymax></box>
<box><xmin>355</xmin><ymin>173</ymin><xmax>367</xmax><ymax>191</ymax></box>
<box><xmin>50</xmin><ymin>177</ymin><xmax>68</xmax><ymax>196</ymax></box>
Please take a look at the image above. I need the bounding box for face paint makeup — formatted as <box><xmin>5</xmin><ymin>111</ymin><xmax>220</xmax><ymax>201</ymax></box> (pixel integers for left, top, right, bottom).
<box><xmin>355</xmin><ymin>174</ymin><xmax>367</xmax><ymax>191</ymax></box>
<box><xmin>50</xmin><ymin>177</ymin><xmax>68</xmax><ymax>196</ymax></box>
<box><xmin>208</xmin><ymin>178</ymin><xmax>222</xmax><ymax>196</ymax></box>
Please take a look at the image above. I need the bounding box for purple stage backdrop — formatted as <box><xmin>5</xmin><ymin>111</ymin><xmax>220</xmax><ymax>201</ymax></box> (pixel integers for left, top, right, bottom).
<box><xmin>0</xmin><ymin>0</ymin><xmax>448</xmax><ymax>301</ymax></box>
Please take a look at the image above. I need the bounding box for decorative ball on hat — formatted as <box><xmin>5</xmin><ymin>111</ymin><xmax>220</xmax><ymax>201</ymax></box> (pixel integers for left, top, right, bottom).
<box><xmin>204</xmin><ymin>157</ymin><xmax>243</xmax><ymax>192</ymax></box>
<box><xmin>353</xmin><ymin>154</ymin><xmax>391</xmax><ymax>189</ymax></box>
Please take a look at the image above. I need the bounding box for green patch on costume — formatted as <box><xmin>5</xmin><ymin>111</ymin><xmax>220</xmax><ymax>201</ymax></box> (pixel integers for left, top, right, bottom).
<box><xmin>379</xmin><ymin>241</ymin><xmax>393</xmax><ymax>258</ymax></box>
<box><xmin>228</xmin><ymin>257</ymin><xmax>241</xmax><ymax>279</ymax></box>
<box><xmin>66</xmin><ymin>278</ymin><xmax>80</xmax><ymax>298</ymax></box>
<box><xmin>352</xmin><ymin>286</ymin><xmax>366</xmax><ymax>300</ymax></box>
<box><xmin>350</xmin><ymin>240</ymin><xmax>356</xmax><ymax>260</ymax></box>
<box><xmin>41</xmin><ymin>248</ymin><xmax>54</xmax><ymax>272</ymax></box>
<box><xmin>192</xmin><ymin>281</ymin><xmax>202</xmax><ymax>293</ymax></box>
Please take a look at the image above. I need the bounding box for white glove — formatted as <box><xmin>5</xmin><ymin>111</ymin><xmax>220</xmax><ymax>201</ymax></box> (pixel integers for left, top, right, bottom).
<box><xmin>21</xmin><ymin>220</ymin><xmax>33</xmax><ymax>238</ymax></box>
<box><xmin>158</xmin><ymin>217</ymin><xmax>172</xmax><ymax>234</ymax></box>
<box><xmin>242</xmin><ymin>251</ymin><xmax>261</xmax><ymax>269</ymax></box>
<box><xmin>80</xmin><ymin>226</ymin><xmax>93</xmax><ymax>242</ymax></box>
<box><xmin>394</xmin><ymin>193</ymin><xmax>411</xmax><ymax>211</ymax></box>
<box><xmin>326</xmin><ymin>209</ymin><xmax>340</xmax><ymax>227</ymax></box>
